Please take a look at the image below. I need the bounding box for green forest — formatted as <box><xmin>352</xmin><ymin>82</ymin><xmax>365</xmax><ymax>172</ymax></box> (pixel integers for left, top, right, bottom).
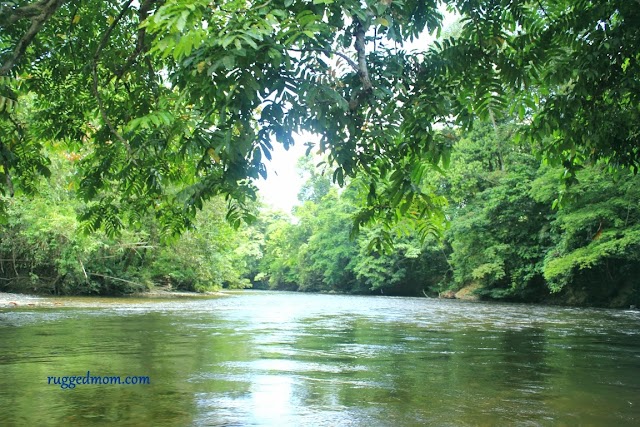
<box><xmin>1</xmin><ymin>0</ymin><xmax>639</xmax><ymax>307</ymax></box>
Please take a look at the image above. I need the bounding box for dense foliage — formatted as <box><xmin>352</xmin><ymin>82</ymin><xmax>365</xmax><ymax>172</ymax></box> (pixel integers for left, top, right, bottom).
<box><xmin>252</xmin><ymin>123</ymin><xmax>640</xmax><ymax>307</ymax></box>
<box><xmin>2</xmin><ymin>0</ymin><xmax>639</xmax><ymax>235</ymax></box>
<box><xmin>0</xmin><ymin>153</ymin><xmax>256</xmax><ymax>294</ymax></box>
<box><xmin>1</xmin><ymin>120</ymin><xmax>638</xmax><ymax>306</ymax></box>
<box><xmin>1</xmin><ymin>1</ymin><xmax>639</xmax><ymax>307</ymax></box>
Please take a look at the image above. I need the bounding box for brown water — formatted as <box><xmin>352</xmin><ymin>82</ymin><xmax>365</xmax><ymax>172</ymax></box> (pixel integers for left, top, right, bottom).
<box><xmin>0</xmin><ymin>291</ymin><xmax>639</xmax><ymax>426</ymax></box>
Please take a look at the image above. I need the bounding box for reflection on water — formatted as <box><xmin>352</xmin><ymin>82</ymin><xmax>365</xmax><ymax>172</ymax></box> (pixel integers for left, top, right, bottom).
<box><xmin>1</xmin><ymin>291</ymin><xmax>639</xmax><ymax>426</ymax></box>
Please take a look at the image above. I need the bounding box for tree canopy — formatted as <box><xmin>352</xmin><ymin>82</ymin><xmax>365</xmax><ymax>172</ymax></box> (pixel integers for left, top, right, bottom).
<box><xmin>1</xmin><ymin>0</ymin><xmax>639</xmax><ymax>233</ymax></box>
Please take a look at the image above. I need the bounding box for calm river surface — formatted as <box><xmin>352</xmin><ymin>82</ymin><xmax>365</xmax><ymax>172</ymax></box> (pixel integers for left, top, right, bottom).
<box><xmin>1</xmin><ymin>291</ymin><xmax>639</xmax><ymax>426</ymax></box>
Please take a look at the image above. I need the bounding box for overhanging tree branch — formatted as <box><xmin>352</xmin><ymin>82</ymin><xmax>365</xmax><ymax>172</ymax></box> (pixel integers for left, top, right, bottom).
<box><xmin>91</xmin><ymin>0</ymin><xmax>134</xmax><ymax>155</ymax></box>
<box><xmin>0</xmin><ymin>0</ymin><xmax>68</xmax><ymax>76</ymax></box>
<box><xmin>354</xmin><ymin>21</ymin><xmax>372</xmax><ymax>92</ymax></box>
<box><xmin>289</xmin><ymin>17</ymin><xmax>373</xmax><ymax>112</ymax></box>
<box><xmin>349</xmin><ymin>19</ymin><xmax>373</xmax><ymax>111</ymax></box>
<box><xmin>114</xmin><ymin>0</ymin><xmax>157</xmax><ymax>81</ymax></box>
<box><xmin>0</xmin><ymin>0</ymin><xmax>61</xmax><ymax>26</ymax></box>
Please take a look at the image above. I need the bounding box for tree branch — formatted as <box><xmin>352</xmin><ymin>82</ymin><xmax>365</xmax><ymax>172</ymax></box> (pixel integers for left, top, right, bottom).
<box><xmin>354</xmin><ymin>21</ymin><xmax>372</xmax><ymax>91</ymax></box>
<box><xmin>536</xmin><ymin>0</ymin><xmax>550</xmax><ymax>19</ymax></box>
<box><xmin>0</xmin><ymin>0</ymin><xmax>68</xmax><ymax>76</ymax></box>
<box><xmin>349</xmin><ymin>19</ymin><xmax>373</xmax><ymax>111</ymax></box>
<box><xmin>88</xmin><ymin>272</ymin><xmax>146</xmax><ymax>288</ymax></box>
<box><xmin>114</xmin><ymin>0</ymin><xmax>157</xmax><ymax>81</ymax></box>
<box><xmin>0</xmin><ymin>0</ymin><xmax>56</xmax><ymax>26</ymax></box>
<box><xmin>91</xmin><ymin>0</ymin><xmax>134</xmax><ymax>155</ymax></box>
<box><xmin>289</xmin><ymin>19</ymin><xmax>373</xmax><ymax>112</ymax></box>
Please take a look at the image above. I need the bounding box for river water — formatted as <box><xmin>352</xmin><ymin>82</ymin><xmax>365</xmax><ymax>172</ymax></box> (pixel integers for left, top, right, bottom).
<box><xmin>0</xmin><ymin>291</ymin><xmax>639</xmax><ymax>426</ymax></box>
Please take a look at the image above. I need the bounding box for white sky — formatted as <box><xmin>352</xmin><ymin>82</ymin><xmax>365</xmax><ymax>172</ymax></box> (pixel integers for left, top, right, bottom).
<box><xmin>254</xmin><ymin>136</ymin><xmax>308</xmax><ymax>213</ymax></box>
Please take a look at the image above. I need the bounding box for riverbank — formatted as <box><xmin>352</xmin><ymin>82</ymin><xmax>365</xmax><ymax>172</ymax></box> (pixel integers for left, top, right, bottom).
<box><xmin>133</xmin><ymin>289</ymin><xmax>227</xmax><ymax>298</ymax></box>
<box><xmin>0</xmin><ymin>289</ymin><xmax>228</xmax><ymax>308</ymax></box>
<box><xmin>0</xmin><ymin>292</ymin><xmax>50</xmax><ymax>308</ymax></box>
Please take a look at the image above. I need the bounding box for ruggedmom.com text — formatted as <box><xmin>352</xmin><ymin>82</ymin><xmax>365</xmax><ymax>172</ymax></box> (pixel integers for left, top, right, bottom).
<box><xmin>47</xmin><ymin>371</ymin><xmax>150</xmax><ymax>389</ymax></box>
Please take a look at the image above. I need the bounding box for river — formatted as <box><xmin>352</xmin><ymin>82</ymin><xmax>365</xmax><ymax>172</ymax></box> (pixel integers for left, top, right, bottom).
<box><xmin>0</xmin><ymin>291</ymin><xmax>639</xmax><ymax>426</ymax></box>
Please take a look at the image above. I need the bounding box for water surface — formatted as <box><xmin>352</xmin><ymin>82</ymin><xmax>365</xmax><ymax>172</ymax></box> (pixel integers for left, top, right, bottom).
<box><xmin>1</xmin><ymin>291</ymin><xmax>639</xmax><ymax>426</ymax></box>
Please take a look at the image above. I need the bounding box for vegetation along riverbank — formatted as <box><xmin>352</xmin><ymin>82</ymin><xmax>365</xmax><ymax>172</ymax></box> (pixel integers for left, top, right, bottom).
<box><xmin>1</xmin><ymin>1</ymin><xmax>639</xmax><ymax>308</ymax></box>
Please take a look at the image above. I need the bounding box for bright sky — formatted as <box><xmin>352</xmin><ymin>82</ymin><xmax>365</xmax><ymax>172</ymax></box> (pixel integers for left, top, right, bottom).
<box><xmin>254</xmin><ymin>136</ymin><xmax>309</xmax><ymax>213</ymax></box>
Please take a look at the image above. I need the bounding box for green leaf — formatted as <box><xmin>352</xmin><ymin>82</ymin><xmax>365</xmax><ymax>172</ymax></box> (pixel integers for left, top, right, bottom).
<box><xmin>222</xmin><ymin>55</ymin><xmax>235</xmax><ymax>70</ymax></box>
